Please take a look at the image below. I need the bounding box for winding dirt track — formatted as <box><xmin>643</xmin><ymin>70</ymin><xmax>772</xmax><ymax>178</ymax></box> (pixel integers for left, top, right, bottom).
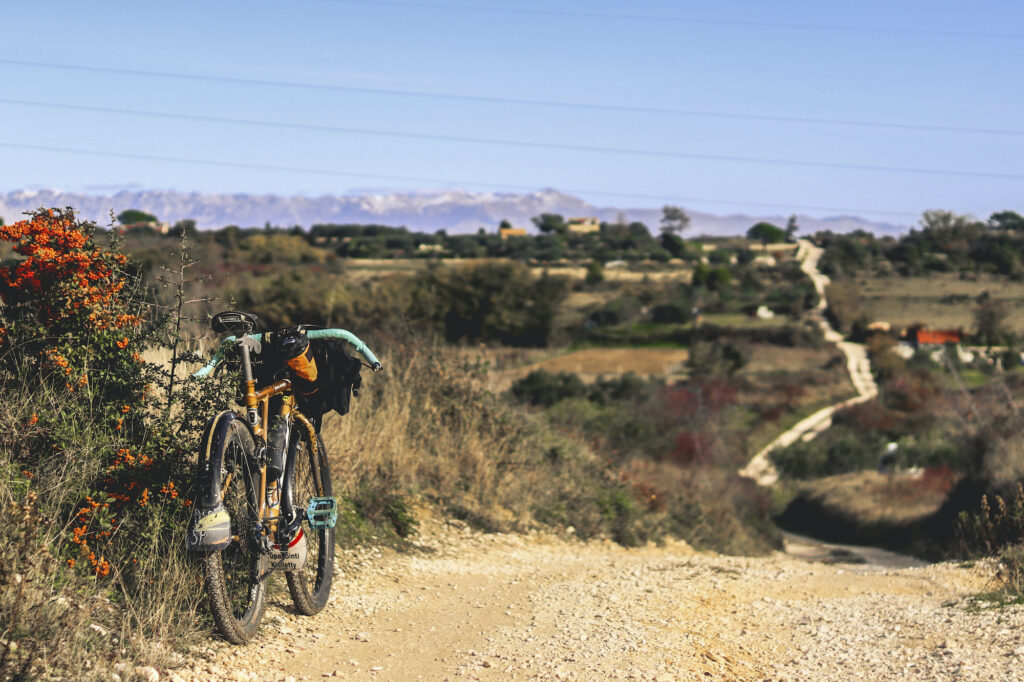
<box><xmin>173</xmin><ymin>515</ymin><xmax>1024</xmax><ymax>682</ymax></box>
<box><xmin>740</xmin><ymin>239</ymin><xmax>878</xmax><ymax>486</ymax></box>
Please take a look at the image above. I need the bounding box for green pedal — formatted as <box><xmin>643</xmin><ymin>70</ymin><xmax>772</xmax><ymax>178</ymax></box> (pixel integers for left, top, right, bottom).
<box><xmin>306</xmin><ymin>497</ymin><xmax>338</xmax><ymax>529</ymax></box>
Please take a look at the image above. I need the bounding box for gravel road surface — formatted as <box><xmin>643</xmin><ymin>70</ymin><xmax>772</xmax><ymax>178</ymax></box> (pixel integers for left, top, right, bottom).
<box><xmin>168</xmin><ymin>514</ymin><xmax>1024</xmax><ymax>681</ymax></box>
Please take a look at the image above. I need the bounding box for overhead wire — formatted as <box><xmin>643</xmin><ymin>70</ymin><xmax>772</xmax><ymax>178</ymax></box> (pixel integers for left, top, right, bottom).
<box><xmin>313</xmin><ymin>0</ymin><xmax>1024</xmax><ymax>41</ymax></box>
<box><xmin>2</xmin><ymin>58</ymin><xmax>1023</xmax><ymax>138</ymax></box>
<box><xmin>0</xmin><ymin>141</ymin><xmax>922</xmax><ymax>218</ymax></box>
<box><xmin>1</xmin><ymin>97</ymin><xmax>1019</xmax><ymax>181</ymax></box>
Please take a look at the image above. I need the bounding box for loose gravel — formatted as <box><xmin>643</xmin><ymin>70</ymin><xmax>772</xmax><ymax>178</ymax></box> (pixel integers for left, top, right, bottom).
<box><xmin>168</xmin><ymin>515</ymin><xmax>1024</xmax><ymax>681</ymax></box>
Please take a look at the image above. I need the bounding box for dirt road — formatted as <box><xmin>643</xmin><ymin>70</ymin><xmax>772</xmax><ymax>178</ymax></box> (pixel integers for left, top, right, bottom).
<box><xmin>740</xmin><ymin>240</ymin><xmax>879</xmax><ymax>486</ymax></box>
<box><xmin>173</xmin><ymin>515</ymin><xmax>1024</xmax><ymax>682</ymax></box>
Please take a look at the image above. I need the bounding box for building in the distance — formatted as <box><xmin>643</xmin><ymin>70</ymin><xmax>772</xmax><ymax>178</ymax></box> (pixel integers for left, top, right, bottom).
<box><xmin>498</xmin><ymin>225</ymin><xmax>528</xmax><ymax>239</ymax></box>
<box><xmin>908</xmin><ymin>327</ymin><xmax>963</xmax><ymax>347</ymax></box>
<box><xmin>566</xmin><ymin>217</ymin><xmax>600</xmax><ymax>234</ymax></box>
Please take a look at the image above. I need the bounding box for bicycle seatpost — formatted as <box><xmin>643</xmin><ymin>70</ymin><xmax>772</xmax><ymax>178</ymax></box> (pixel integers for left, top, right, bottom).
<box><xmin>237</xmin><ymin>335</ymin><xmax>262</xmax><ymax>428</ymax></box>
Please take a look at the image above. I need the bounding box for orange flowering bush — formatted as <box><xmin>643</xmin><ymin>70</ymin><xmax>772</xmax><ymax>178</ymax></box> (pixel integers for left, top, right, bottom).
<box><xmin>0</xmin><ymin>208</ymin><xmax>200</xmax><ymax>580</ymax></box>
<box><xmin>0</xmin><ymin>207</ymin><xmax>134</xmax><ymax>333</ymax></box>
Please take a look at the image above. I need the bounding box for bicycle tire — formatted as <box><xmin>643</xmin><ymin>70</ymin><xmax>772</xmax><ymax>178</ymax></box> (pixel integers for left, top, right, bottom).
<box><xmin>285</xmin><ymin>423</ymin><xmax>335</xmax><ymax>615</ymax></box>
<box><xmin>202</xmin><ymin>420</ymin><xmax>268</xmax><ymax>643</ymax></box>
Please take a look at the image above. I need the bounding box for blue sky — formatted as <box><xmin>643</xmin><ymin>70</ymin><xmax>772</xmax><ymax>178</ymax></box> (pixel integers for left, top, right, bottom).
<box><xmin>2</xmin><ymin>0</ymin><xmax>1023</xmax><ymax>224</ymax></box>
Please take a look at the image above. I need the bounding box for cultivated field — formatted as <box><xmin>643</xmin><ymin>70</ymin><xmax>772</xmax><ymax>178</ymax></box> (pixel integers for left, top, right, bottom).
<box><xmin>853</xmin><ymin>273</ymin><xmax>1024</xmax><ymax>333</ymax></box>
<box><xmin>338</xmin><ymin>258</ymin><xmax>692</xmax><ymax>284</ymax></box>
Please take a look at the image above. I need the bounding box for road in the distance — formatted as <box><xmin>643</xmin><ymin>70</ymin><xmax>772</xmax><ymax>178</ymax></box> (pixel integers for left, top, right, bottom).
<box><xmin>174</xmin><ymin>513</ymin><xmax>1024</xmax><ymax>681</ymax></box>
<box><xmin>740</xmin><ymin>239</ymin><xmax>879</xmax><ymax>486</ymax></box>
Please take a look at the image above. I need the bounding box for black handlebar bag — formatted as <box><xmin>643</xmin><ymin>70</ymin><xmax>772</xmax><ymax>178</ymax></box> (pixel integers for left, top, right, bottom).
<box><xmin>305</xmin><ymin>339</ymin><xmax>362</xmax><ymax>419</ymax></box>
<box><xmin>255</xmin><ymin>331</ymin><xmax>364</xmax><ymax>423</ymax></box>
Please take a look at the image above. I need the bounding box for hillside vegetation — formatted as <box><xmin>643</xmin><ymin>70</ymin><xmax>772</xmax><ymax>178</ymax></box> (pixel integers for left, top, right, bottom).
<box><xmin>7</xmin><ymin>203</ymin><xmax>1024</xmax><ymax>676</ymax></box>
<box><xmin>0</xmin><ymin>209</ymin><xmax>802</xmax><ymax>677</ymax></box>
<box><xmin>770</xmin><ymin>210</ymin><xmax>1024</xmax><ymax>569</ymax></box>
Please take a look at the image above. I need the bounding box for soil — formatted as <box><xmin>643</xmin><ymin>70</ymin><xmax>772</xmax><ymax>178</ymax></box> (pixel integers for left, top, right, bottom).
<box><xmin>172</xmin><ymin>513</ymin><xmax>1024</xmax><ymax>682</ymax></box>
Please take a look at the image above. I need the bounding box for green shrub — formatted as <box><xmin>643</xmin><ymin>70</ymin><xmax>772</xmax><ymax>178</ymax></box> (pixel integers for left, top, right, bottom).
<box><xmin>511</xmin><ymin>369</ymin><xmax>587</xmax><ymax>407</ymax></box>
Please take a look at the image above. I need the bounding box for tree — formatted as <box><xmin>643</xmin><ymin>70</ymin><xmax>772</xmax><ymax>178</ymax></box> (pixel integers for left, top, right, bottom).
<box><xmin>660</xmin><ymin>206</ymin><xmax>690</xmax><ymax>235</ymax></box>
<box><xmin>919</xmin><ymin>209</ymin><xmax>977</xmax><ymax>232</ymax></box>
<box><xmin>785</xmin><ymin>214</ymin><xmax>799</xmax><ymax>241</ymax></box>
<box><xmin>989</xmin><ymin>210</ymin><xmax>1024</xmax><ymax>231</ymax></box>
<box><xmin>531</xmin><ymin>213</ymin><xmax>566</xmax><ymax>234</ymax></box>
<box><xmin>974</xmin><ymin>292</ymin><xmax>1009</xmax><ymax>348</ymax></box>
<box><xmin>116</xmin><ymin>209</ymin><xmax>157</xmax><ymax>225</ymax></box>
<box><xmin>628</xmin><ymin>221</ymin><xmax>651</xmax><ymax>240</ymax></box>
<box><xmin>172</xmin><ymin>219</ymin><xmax>197</xmax><ymax>236</ymax></box>
<box><xmin>747</xmin><ymin>222</ymin><xmax>786</xmax><ymax>245</ymax></box>
<box><xmin>499</xmin><ymin>219</ymin><xmax>513</xmax><ymax>230</ymax></box>
<box><xmin>660</xmin><ymin>232</ymin><xmax>685</xmax><ymax>257</ymax></box>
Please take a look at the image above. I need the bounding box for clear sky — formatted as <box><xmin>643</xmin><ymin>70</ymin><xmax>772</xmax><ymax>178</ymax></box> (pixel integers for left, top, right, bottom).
<box><xmin>2</xmin><ymin>0</ymin><xmax>1023</xmax><ymax>224</ymax></box>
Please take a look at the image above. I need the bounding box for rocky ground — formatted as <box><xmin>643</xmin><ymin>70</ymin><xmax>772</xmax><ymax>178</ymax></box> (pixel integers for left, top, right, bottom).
<box><xmin>166</xmin><ymin>515</ymin><xmax>1024</xmax><ymax>681</ymax></box>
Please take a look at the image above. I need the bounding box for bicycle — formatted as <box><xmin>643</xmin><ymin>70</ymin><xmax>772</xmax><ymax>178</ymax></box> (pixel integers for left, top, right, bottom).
<box><xmin>186</xmin><ymin>311</ymin><xmax>381</xmax><ymax>643</ymax></box>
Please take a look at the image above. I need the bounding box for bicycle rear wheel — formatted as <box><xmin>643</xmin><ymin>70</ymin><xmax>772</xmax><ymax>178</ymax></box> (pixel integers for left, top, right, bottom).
<box><xmin>202</xmin><ymin>420</ymin><xmax>268</xmax><ymax>643</ymax></box>
<box><xmin>284</xmin><ymin>423</ymin><xmax>335</xmax><ymax>615</ymax></box>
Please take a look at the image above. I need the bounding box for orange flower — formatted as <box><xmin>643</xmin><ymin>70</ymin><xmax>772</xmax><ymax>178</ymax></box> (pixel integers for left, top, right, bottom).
<box><xmin>121</xmin><ymin>405</ymin><xmax>130</xmax><ymax>414</ymax></box>
<box><xmin>67</xmin><ymin>559</ymin><xmax>75</xmax><ymax>568</ymax></box>
<box><xmin>21</xmin><ymin>470</ymin><xmax>32</xmax><ymax>479</ymax></box>
<box><xmin>116</xmin><ymin>337</ymin><xmax>129</xmax><ymax>349</ymax></box>
<box><xmin>27</xmin><ymin>413</ymin><xmax>38</xmax><ymax>426</ymax></box>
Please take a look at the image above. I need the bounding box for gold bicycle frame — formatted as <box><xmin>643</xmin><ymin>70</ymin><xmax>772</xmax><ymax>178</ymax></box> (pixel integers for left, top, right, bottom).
<box><xmin>237</xmin><ymin>361</ymin><xmax>323</xmax><ymax>537</ymax></box>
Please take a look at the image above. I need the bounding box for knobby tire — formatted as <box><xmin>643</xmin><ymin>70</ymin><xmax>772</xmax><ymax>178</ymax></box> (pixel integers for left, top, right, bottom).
<box><xmin>285</xmin><ymin>428</ymin><xmax>335</xmax><ymax>615</ymax></box>
<box><xmin>203</xmin><ymin>422</ymin><xmax>267</xmax><ymax>643</ymax></box>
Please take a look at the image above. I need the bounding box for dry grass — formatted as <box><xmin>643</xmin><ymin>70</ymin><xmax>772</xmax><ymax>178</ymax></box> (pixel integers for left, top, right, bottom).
<box><xmin>701</xmin><ymin>312</ymin><xmax>791</xmax><ymax>328</ymax></box>
<box><xmin>739</xmin><ymin>345</ymin><xmax>846</xmax><ymax>375</ymax></box>
<box><xmin>490</xmin><ymin>347</ymin><xmax>690</xmax><ymax>390</ymax></box>
<box><xmin>563</xmin><ymin>291</ymin><xmax>611</xmax><ymax>311</ymax></box>
<box><xmin>319</xmin><ymin>339</ymin><xmax>626</xmax><ymax>536</ymax></box>
<box><xmin>853</xmin><ymin>273</ymin><xmax>1024</xmax><ymax>333</ymax></box>
<box><xmin>796</xmin><ymin>469</ymin><xmax>961</xmax><ymax>526</ymax></box>
<box><xmin>338</xmin><ymin>258</ymin><xmax>692</xmax><ymax>284</ymax></box>
<box><xmin>0</xmin><ymin>390</ymin><xmax>205</xmax><ymax>680</ymax></box>
<box><xmin>539</xmin><ymin>266</ymin><xmax>691</xmax><ymax>282</ymax></box>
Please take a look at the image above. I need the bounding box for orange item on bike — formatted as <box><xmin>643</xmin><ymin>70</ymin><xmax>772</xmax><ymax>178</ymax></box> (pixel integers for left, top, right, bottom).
<box><xmin>287</xmin><ymin>346</ymin><xmax>319</xmax><ymax>395</ymax></box>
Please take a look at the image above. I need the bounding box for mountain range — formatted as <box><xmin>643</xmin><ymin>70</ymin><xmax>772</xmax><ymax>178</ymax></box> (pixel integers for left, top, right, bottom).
<box><xmin>0</xmin><ymin>188</ymin><xmax>909</xmax><ymax>236</ymax></box>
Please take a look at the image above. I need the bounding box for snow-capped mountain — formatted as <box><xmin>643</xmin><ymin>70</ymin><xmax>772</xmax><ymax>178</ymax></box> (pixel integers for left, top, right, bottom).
<box><xmin>0</xmin><ymin>188</ymin><xmax>909</xmax><ymax>236</ymax></box>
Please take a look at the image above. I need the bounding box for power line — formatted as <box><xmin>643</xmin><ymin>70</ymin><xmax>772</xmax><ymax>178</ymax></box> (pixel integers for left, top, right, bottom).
<box><xmin>0</xmin><ymin>141</ymin><xmax>921</xmax><ymax>218</ymax></box>
<box><xmin>2</xmin><ymin>58</ymin><xmax>1022</xmax><ymax>138</ymax></box>
<box><xmin>315</xmin><ymin>0</ymin><xmax>1024</xmax><ymax>41</ymax></box>
<box><xmin>1</xmin><ymin>97</ymin><xmax>1018</xmax><ymax>181</ymax></box>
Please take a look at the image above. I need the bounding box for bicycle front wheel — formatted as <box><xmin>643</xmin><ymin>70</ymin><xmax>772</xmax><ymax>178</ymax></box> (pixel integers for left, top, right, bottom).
<box><xmin>202</xmin><ymin>419</ymin><xmax>268</xmax><ymax>643</ymax></box>
<box><xmin>285</xmin><ymin>422</ymin><xmax>335</xmax><ymax>615</ymax></box>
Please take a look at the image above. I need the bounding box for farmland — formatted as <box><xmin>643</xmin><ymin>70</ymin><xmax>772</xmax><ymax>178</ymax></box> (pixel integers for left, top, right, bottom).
<box><xmin>847</xmin><ymin>273</ymin><xmax>1024</xmax><ymax>333</ymax></box>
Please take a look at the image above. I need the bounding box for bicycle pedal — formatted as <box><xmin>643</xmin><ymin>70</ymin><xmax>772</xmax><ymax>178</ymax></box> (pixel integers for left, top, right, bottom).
<box><xmin>306</xmin><ymin>497</ymin><xmax>338</xmax><ymax>529</ymax></box>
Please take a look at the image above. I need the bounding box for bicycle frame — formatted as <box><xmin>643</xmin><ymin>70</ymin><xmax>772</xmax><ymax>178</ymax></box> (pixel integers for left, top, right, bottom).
<box><xmin>189</xmin><ymin>334</ymin><xmax>325</xmax><ymax>553</ymax></box>
<box><xmin>235</xmin><ymin>336</ymin><xmax>323</xmax><ymax>540</ymax></box>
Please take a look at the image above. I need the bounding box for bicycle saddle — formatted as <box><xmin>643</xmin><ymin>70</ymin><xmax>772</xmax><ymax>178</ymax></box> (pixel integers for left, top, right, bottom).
<box><xmin>211</xmin><ymin>311</ymin><xmax>265</xmax><ymax>336</ymax></box>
